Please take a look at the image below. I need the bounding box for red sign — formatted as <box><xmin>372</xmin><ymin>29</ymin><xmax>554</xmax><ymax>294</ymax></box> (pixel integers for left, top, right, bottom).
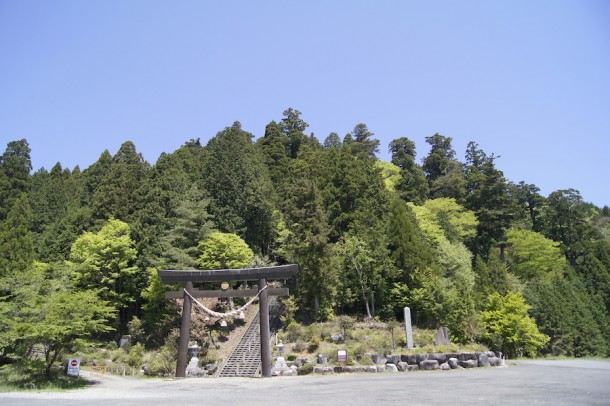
<box><xmin>71</xmin><ymin>359</ymin><xmax>78</xmax><ymax>367</ymax></box>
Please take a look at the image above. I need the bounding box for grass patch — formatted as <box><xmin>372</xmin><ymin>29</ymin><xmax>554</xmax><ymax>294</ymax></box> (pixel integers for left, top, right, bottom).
<box><xmin>0</xmin><ymin>363</ymin><xmax>89</xmax><ymax>392</ymax></box>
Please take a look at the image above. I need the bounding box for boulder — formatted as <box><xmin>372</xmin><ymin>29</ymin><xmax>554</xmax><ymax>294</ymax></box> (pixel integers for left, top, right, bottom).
<box><xmin>406</xmin><ymin>364</ymin><xmax>420</xmax><ymax>372</ymax></box>
<box><xmin>448</xmin><ymin>358</ymin><xmax>459</xmax><ymax>369</ymax></box>
<box><xmin>458</xmin><ymin>359</ymin><xmax>478</xmax><ymax>369</ymax></box>
<box><xmin>376</xmin><ymin>365</ymin><xmax>386</xmax><ymax>373</ymax></box>
<box><xmin>478</xmin><ymin>353</ymin><xmax>491</xmax><ymax>368</ymax></box>
<box><xmin>428</xmin><ymin>353</ymin><xmax>448</xmax><ymax>364</ymax></box>
<box><xmin>371</xmin><ymin>354</ymin><xmax>387</xmax><ymax>365</ymax></box>
<box><xmin>440</xmin><ymin>362</ymin><xmax>451</xmax><ymax>371</ymax></box>
<box><xmin>433</xmin><ymin>327</ymin><xmax>451</xmax><ymax>346</ymax></box>
<box><xmin>420</xmin><ymin>359</ymin><xmax>440</xmax><ymax>371</ymax></box>
<box><xmin>458</xmin><ymin>352</ymin><xmax>477</xmax><ymax>361</ymax></box>
<box><xmin>397</xmin><ymin>361</ymin><xmax>409</xmax><ymax>372</ymax></box>
<box><xmin>401</xmin><ymin>354</ymin><xmax>417</xmax><ymax>365</ymax></box>
<box><xmin>488</xmin><ymin>357</ymin><xmax>501</xmax><ymax>367</ymax></box>
<box><xmin>313</xmin><ymin>366</ymin><xmax>334</xmax><ymax>374</ymax></box>
<box><xmin>386</xmin><ymin>364</ymin><xmax>399</xmax><ymax>373</ymax></box>
<box><xmin>317</xmin><ymin>354</ymin><xmax>328</xmax><ymax>364</ymax></box>
<box><xmin>485</xmin><ymin>351</ymin><xmax>496</xmax><ymax>358</ymax></box>
<box><xmin>386</xmin><ymin>355</ymin><xmax>401</xmax><ymax>365</ymax></box>
<box><xmin>331</xmin><ymin>334</ymin><xmax>344</xmax><ymax>344</ymax></box>
<box><xmin>415</xmin><ymin>353</ymin><xmax>430</xmax><ymax>364</ymax></box>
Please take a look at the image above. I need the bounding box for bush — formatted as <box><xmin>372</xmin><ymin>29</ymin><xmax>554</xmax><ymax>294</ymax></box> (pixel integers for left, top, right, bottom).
<box><xmin>307</xmin><ymin>336</ymin><xmax>320</xmax><ymax>353</ymax></box>
<box><xmin>299</xmin><ymin>363</ymin><xmax>313</xmax><ymax>375</ymax></box>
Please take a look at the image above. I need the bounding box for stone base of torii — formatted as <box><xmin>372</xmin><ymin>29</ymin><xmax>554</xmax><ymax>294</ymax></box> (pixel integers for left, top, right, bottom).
<box><xmin>158</xmin><ymin>265</ymin><xmax>298</xmax><ymax>378</ymax></box>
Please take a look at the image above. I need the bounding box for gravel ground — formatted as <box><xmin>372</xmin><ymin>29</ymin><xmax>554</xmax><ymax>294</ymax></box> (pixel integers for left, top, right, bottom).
<box><xmin>1</xmin><ymin>359</ymin><xmax>609</xmax><ymax>406</ymax></box>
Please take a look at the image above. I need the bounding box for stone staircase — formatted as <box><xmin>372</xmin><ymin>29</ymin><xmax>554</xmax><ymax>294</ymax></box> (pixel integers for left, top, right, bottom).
<box><xmin>217</xmin><ymin>310</ymin><xmax>262</xmax><ymax>377</ymax></box>
<box><xmin>217</xmin><ymin>299</ymin><xmax>282</xmax><ymax>378</ymax></box>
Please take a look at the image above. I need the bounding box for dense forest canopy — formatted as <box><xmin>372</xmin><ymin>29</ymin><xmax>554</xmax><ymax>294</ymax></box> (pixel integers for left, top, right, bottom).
<box><xmin>1</xmin><ymin>108</ymin><xmax>610</xmax><ymax>368</ymax></box>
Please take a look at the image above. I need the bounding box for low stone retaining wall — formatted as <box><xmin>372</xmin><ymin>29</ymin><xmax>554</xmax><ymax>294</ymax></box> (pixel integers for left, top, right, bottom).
<box><xmin>312</xmin><ymin>352</ymin><xmax>504</xmax><ymax>374</ymax></box>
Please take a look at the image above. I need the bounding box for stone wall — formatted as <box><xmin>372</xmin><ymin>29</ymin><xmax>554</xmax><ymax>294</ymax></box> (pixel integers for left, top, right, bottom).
<box><xmin>312</xmin><ymin>352</ymin><xmax>504</xmax><ymax>374</ymax></box>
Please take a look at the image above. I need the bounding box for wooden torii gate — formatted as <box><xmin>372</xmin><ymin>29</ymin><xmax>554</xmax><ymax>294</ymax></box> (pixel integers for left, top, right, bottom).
<box><xmin>158</xmin><ymin>264</ymin><xmax>298</xmax><ymax>378</ymax></box>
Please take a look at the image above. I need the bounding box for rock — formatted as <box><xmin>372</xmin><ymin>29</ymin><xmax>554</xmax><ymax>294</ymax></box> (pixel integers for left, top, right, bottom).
<box><xmin>440</xmin><ymin>362</ymin><xmax>451</xmax><ymax>371</ymax></box>
<box><xmin>386</xmin><ymin>355</ymin><xmax>401</xmax><ymax>365</ymax></box>
<box><xmin>448</xmin><ymin>358</ymin><xmax>459</xmax><ymax>369</ymax></box>
<box><xmin>415</xmin><ymin>353</ymin><xmax>429</xmax><ymax>364</ymax></box>
<box><xmin>401</xmin><ymin>354</ymin><xmax>417</xmax><ymax>365</ymax></box>
<box><xmin>376</xmin><ymin>365</ymin><xmax>386</xmax><ymax>372</ymax></box>
<box><xmin>478</xmin><ymin>353</ymin><xmax>491</xmax><ymax>367</ymax></box>
<box><xmin>485</xmin><ymin>351</ymin><xmax>496</xmax><ymax>358</ymax></box>
<box><xmin>371</xmin><ymin>354</ymin><xmax>387</xmax><ymax>365</ymax></box>
<box><xmin>458</xmin><ymin>352</ymin><xmax>477</xmax><ymax>361</ymax></box>
<box><xmin>406</xmin><ymin>364</ymin><xmax>420</xmax><ymax>372</ymax></box>
<box><xmin>331</xmin><ymin>334</ymin><xmax>344</xmax><ymax>344</ymax></box>
<box><xmin>333</xmin><ymin>366</ymin><xmax>344</xmax><ymax>373</ymax></box>
<box><xmin>119</xmin><ymin>335</ymin><xmax>131</xmax><ymax>348</ymax></box>
<box><xmin>386</xmin><ymin>364</ymin><xmax>399</xmax><ymax>373</ymax></box>
<box><xmin>428</xmin><ymin>353</ymin><xmax>448</xmax><ymax>364</ymax></box>
<box><xmin>434</xmin><ymin>327</ymin><xmax>451</xmax><ymax>346</ymax></box>
<box><xmin>458</xmin><ymin>359</ymin><xmax>478</xmax><ymax>369</ymax></box>
<box><xmin>313</xmin><ymin>366</ymin><xmax>334</xmax><ymax>374</ymax></box>
<box><xmin>420</xmin><ymin>360</ymin><xmax>440</xmax><ymax>371</ymax></box>
<box><xmin>397</xmin><ymin>361</ymin><xmax>409</xmax><ymax>372</ymax></box>
<box><xmin>488</xmin><ymin>357</ymin><xmax>501</xmax><ymax>367</ymax></box>
<box><xmin>317</xmin><ymin>354</ymin><xmax>328</xmax><ymax>364</ymax></box>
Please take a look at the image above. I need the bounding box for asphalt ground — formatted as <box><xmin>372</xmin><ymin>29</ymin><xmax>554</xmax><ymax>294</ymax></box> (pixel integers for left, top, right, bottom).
<box><xmin>2</xmin><ymin>359</ymin><xmax>609</xmax><ymax>406</ymax></box>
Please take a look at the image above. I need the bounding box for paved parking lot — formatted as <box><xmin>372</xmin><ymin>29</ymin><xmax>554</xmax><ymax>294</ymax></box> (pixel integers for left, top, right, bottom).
<box><xmin>2</xmin><ymin>359</ymin><xmax>610</xmax><ymax>406</ymax></box>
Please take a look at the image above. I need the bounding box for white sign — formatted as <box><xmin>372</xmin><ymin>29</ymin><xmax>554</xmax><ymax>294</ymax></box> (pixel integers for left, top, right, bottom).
<box><xmin>67</xmin><ymin>358</ymin><xmax>80</xmax><ymax>376</ymax></box>
<box><xmin>337</xmin><ymin>349</ymin><xmax>348</xmax><ymax>363</ymax></box>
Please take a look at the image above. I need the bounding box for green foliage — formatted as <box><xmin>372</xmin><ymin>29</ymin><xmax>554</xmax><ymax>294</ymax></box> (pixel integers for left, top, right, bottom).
<box><xmin>0</xmin><ymin>363</ymin><xmax>89</xmax><ymax>391</ymax></box>
<box><xmin>389</xmin><ymin>136</ymin><xmax>428</xmax><ymax>204</ymax></box>
<box><xmin>505</xmin><ymin>228</ymin><xmax>567</xmax><ymax>280</ymax></box>
<box><xmin>0</xmin><ymin>262</ymin><xmax>115</xmax><ymax>375</ymax></box>
<box><xmin>91</xmin><ymin>141</ymin><xmax>149</xmax><ymax>223</ymax></box>
<box><xmin>481</xmin><ymin>292</ymin><xmax>549</xmax><ymax>357</ymax></box>
<box><xmin>422</xmin><ymin>198</ymin><xmax>478</xmax><ymax>243</ymax></box>
<box><xmin>69</xmin><ymin>219</ymin><xmax>139</xmax><ymax>331</ymax></box>
<box><xmin>525</xmin><ymin>271</ymin><xmax>610</xmax><ymax>357</ymax></box>
<box><xmin>376</xmin><ymin>160</ymin><xmax>401</xmax><ymax>192</ymax></box>
<box><xmin>196</xmin><ymin>232</ymin><xmax>254</xmax><ymax>269</ymax></box>
<box><xmin>202</xmin><ymin>122</ymin><xmax>275</xmax><ymax>253</ymax></box>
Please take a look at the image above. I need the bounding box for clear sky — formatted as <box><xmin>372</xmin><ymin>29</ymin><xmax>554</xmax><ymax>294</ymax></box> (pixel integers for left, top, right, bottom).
<box><xmin>1</xmin><ymin>0</ymin><xmax>609</xmax><ymax>206</ymax></box>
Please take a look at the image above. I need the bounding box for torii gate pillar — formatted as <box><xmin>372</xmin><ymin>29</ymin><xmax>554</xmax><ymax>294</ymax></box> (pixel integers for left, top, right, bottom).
<box><xmin>176</xmin><ymin>281</ymin><xmax>193</xmax><ymax>377</ymax></box>
<box><xmin>258</xmin><ymin>278</ymin><xmax>271</xmax><ymax>377</ymax></box>
<box><xmin>158</xmin><ymin>265</ymin><xmax>298</xmax><ymax>378</ymax></box>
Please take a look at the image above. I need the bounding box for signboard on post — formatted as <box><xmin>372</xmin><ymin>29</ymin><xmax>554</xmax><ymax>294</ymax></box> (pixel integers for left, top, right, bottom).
<box><xmin>337</xmin><ymin>349</ymin><xmax>348</xmax><ymax>363</ymax></box>
<box><xmin>67</xmin><ymin>358</ymin><xmax>80</xmax><ymax>376</ymax></box>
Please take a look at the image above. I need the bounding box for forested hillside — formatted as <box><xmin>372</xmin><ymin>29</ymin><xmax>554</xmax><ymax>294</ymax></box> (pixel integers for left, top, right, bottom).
<box><xmin>1</xmin><ymin>109</ymin><xmax>609</xmax><ymax>370</ymax></box>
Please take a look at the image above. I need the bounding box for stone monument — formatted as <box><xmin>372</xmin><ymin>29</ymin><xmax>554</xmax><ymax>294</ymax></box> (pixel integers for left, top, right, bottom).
<box><xmin>404</xmin><ymin>307</ymin><xmax>414</xmax><ymax>349</ymax></box>
<box><xmin>271</xmin><ymin>341</ymin><xmax>291</xmax><ymax>376</ymax></box>
<box><xmin>185</xmin><ymin>344</ymin><xmax>204</xmax><ymax>377</ymax></box>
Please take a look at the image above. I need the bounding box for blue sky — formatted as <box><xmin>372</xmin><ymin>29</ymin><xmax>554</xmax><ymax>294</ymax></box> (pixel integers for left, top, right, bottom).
<box><xmin>1</xmin><ymin>0</ymin><xmax>609</xmax><ymax>206</ymax></box>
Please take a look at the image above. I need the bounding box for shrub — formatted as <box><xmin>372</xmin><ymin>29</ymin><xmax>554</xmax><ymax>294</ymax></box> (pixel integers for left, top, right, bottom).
<box><xmin>307</xmin><ymin>336</ymin><xmax>320</xmax><ymax>353</ymax></box>
<box><xmin>299</xmin><ymin>363</ymin><xmax>313</xmax><ymax>375</ymax></box>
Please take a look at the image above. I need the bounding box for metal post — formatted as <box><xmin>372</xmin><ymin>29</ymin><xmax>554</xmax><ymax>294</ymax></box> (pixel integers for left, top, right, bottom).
<box><xmin>259</xmin><ymin>278</ymin><xmax>271</xmax><ymax>377</ymax></box>
<box><xmin>176</xmin><ymin>281</ymin><xmax>193</xmax><ymax>378</ymax></box>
